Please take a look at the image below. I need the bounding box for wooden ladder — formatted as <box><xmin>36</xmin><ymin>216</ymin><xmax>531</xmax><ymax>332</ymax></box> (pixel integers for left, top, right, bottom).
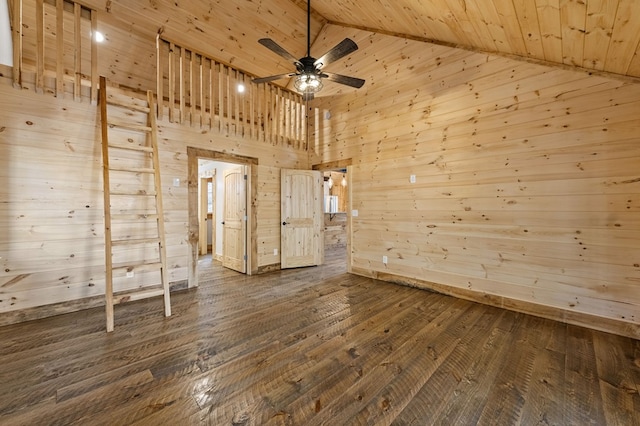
<box><xmin>99</xmin><ymin>76</ymin><xmax>171</xmax><ymax>332</ymax></box>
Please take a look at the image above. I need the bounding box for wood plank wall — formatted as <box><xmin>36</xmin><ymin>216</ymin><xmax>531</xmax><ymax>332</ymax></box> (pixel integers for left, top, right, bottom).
<box><xmin>0</xmin><ymin>77</ymin><xmax>308</xmax><ymax>323</ymax></box>
<box><xmin>311</xmin><ymin>27</ymin><xmax>640</xmax><ymax>338</ymax></box>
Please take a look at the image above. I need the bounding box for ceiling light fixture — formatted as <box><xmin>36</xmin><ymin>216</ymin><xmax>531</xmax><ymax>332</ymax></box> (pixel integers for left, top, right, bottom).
<box><xmin>294</xmin><ymin>72</ymin><xmax>323</xmax><ymax>94</ymax></box>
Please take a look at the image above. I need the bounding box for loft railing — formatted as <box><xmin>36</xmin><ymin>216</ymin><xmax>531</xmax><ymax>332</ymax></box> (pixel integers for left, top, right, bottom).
<box><xmin>156</xmin><ymin>37</ymin><xmax>308</xmax><ymax>150</ymax></box>
<box><xmin>9</xmin><ymin>0</ymin><xmax>98</xmax><ymax>102</ymax></box>
<box><xmin>7</xmin><ymin>0</ymin><xmax>310</xmax><ymax>150</ymax></box>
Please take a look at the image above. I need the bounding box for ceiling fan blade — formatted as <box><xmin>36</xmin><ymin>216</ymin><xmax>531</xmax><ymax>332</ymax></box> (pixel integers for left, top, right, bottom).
<box><xmin>314</xmin><ymin>38</ymin><xmax>358</xmax><ymax>68</ymax></box>
<box><xmin>322</xmin><ymin>72</ymin><xmax>365</xmax><ymax>89</ymax></box>
<box><xmin>252</xmin><ymin>73</ymin><xmax>295</xmax><ymax>84</ymax></box>
<box><xmin>258</xmin><ymin>38</ymin><xmax>301</xmax><ymax>65</ymax></box>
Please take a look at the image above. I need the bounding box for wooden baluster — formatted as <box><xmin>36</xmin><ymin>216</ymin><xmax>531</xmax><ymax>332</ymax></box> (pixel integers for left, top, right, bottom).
<box><xmin>90</xmin><ymin>9</ymin><xmax>98</xmax><ymax>104</ymax></box>
<box><xmin>258</xmin><ymin>83</ymin><xmax>263</xmax><ymax>143</ymax></box>
<box><xmin>232</xmin><ymin>70</ymin><xmax>237</xmax><ymax>136</ymax></box>
<box><xmin>55</xmin><ymin>0</ymin><xmax>64</xmax><ymax>97</ymax></box>
<box><xmin>239</xmin><ymin>70</ymin><xmax>243</xmax><ymax>136</ymax></box>
<box><xmin>249</xmin><ymin>74</ymin><xmax>255</xmax><ymax>140</ymax></box>
<box><xmin>179</xmin><ymin>46</ymin><xmax>185</xmax><ymax>123</ymax></box>
<box><xmin>219</xmin><ymin>63</ymin><xmax>225</xmax><ymax>134</ymax></box>
<box><xmin>156</xmin><ymin>35</ymin><xmax>163</xmax><ymax>120</ymax></box>
<box><xmin>168</xmin><ymin>42</ymin><xmax>175</xmax><ymax>122</ymax></box>
<box><xmin>199</xmin><ymin>54</ymin><xmax>204</xmax><ymax>128</ymax></box>
<box><xmin>73</xmin><ymin>3</ymin><xmax>81</xmax><ymax>101</ymax></box>
<box><xmin>189</xmin><ymin>49</ymin><xmax>195</xmax><ymax>126</ymax></box>
<box><xmin>11</xmin><ymin>0</ymin><xmax>22</xmax><ymax>88</ymax></box>
<box><xmin>209</xmin><ymin>59</ymin><xmax>214</xmax><ymax>129</ymax></box>
<box><xmin>35</xmin><ymin>0</ymin><xmax>44</xmax><ymax>93</ymax></box>
<box><xmin>226</xmin><ymin>65</ymin><xmax>232</xmax><ymax>135</ymax></box>
<box><xmin>266</xmin><ymin>85</ymin><xmax>271</xmax><ymax>144</ymax></box>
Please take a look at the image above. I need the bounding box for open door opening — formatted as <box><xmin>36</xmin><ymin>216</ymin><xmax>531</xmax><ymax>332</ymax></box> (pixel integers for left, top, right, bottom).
<box><xmin>187</xmin><ymin>147</ymin><xmax>257</xmax><ymax>288</ymax></box>
<box><xmin>312</xmin><ymin>161</ymin><xmax>353</xmax><ymax>273</ymax></box>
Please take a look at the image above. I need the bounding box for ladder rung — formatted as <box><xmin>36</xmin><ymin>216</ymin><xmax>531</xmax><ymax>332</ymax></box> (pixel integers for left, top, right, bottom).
<box><xmin>108</xmin><ymin>143</ymin><xmax>153</xmax><ymax>153</ymax></box>
<box><xmin>110</xmin><ymin>190</ymin><xmax>157</xmax><ymax>196</ymax></box>
<box><xmin>112</xmin><ymin>262</ymin><xmax>163</xmax><ymax>274</ymax></box>
<box><xmin>107</xmin><ymin>120</ymin><xmax>152</xmax><ymax>133</ymax></box>
<box><xmin>110</xmin><ymin>214</ymin><xmax>159</xmax><ymax>221</ymax></box>
<box><xmin>109</xmin><ymin>166</ymin><xmax>155</xmax><ymax>174</ymax></box>
<box><xmin>113</xmin><ymin>287</ymin><xmax>164</xmax><ymax>305</ymax></box>
<box><xmin>106</xmin><ymin>98</ymin><xmax>151</xmax><ymax>113</ymax></box>
<box><xmin>111</xmin><ymin>237</ymin><xmax>161</xmax><ymax>247</ymax></box>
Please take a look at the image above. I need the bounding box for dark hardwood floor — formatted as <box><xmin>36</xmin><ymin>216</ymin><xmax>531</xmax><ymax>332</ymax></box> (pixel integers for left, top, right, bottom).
<box><xmin>0</xmin><ymin>247</ymin><xmax>639</xmax><ymax>425</ymax></box>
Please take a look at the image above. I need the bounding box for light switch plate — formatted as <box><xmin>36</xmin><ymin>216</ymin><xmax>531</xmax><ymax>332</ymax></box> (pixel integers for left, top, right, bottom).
<box><xmin>382</xmin><ymin>255</ymin><xmax>388</xmax><ymax>264</ymax></box>
<box><xmin>410</xmin><ymin>175</ymin><xmax>416</xmax><ymax>183</ymax></box>
<box><xmin>352</xmin><ymin>209</ymin><xmax>359</xmax><ymax>217</ymax></box>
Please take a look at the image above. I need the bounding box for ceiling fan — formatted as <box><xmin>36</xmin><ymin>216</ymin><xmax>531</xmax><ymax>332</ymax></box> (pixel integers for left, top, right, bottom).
<box><xmin>252</xmin><ymin>0</ymin><xmax>365</xmax><ymax>100</ymax></box>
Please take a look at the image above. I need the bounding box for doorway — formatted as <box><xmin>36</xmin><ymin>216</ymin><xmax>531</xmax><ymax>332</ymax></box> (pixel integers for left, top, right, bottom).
<box><xmin>187</xmin><ymin>147</ymin><xmax>258</xmax><ymax>288</ymax></box>
<box><xmin>312</xmin><ymin>160</ymin><xmax>353</xmax><ymax>273</ymax></box>
<box><xmin>197</xmin><ymin>160</ymin><xmax>247</xmax><ymax>269</ymax></box>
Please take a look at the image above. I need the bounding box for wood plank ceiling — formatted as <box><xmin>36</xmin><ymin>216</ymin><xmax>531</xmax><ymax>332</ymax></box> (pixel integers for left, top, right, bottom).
<box><xmin>313</xmin><ymin>0</ymin><xmax>640</xmax><ymax>79</ymax></box>
<box><xmin>88</xmin><ymin>0</ymin><xmax>640</xmax><ymax>94</ymax></box>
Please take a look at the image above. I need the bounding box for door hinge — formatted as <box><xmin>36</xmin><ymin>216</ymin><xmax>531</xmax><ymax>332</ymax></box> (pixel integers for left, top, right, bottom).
<box><xmin>244</xmin><ymin>174</ymin><xmax>247</xmax><ymax>180</ymax></box>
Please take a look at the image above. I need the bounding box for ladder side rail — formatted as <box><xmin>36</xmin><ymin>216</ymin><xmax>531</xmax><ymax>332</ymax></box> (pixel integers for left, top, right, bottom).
<box><xmin>99</xmin><ymin>76</ymin><xmax>115</xmax><ymax>333</ymax></box>
<box><xmin>147</xmin><ymin>90</ymin><xmax>171</xmax><ymax>317</ymax></box>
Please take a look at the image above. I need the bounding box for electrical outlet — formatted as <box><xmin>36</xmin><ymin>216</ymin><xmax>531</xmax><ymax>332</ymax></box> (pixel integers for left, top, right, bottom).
<box><xmin>173</xmin><ymin>178</ymin><xmax>180</xmax><ymax>187</ymax></box>
<box><xmin>126</xmin><ymin>271</ymin><xmax>134</xmax><ymax>278</ymax></box>
<box><xmin>382</xmin><ymin>255</ymin><xmax>388</xmax><ymax>264</ymax></box>
<box><xmin>274</xmin><ymin>248</ymin><xmax>278</xmax><ymax>256</ymax></box>
<box><xmin>352</xmin><ymin>209</ymin><xmax>359</xmax><ymax>217</ymax></box>
<box><xmin>410</xmin><ymin>174</ymin><xmax>416</xmax><ymax>183</ymax></box>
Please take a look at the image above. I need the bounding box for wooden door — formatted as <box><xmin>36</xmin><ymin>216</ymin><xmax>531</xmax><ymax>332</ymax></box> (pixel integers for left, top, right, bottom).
<box><xmin>222</xmin><ymin>167</ymin><xmax>246</xmax><ymax>273</ymax></box>
<box><xmin>281</xmin><ymin>169</ymin><xmax>324</xmax><ymax>268</ymax></box>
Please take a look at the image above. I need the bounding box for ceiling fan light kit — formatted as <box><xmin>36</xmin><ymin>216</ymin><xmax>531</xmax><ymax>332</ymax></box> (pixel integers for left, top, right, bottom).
<box><xmin>252</xmin><ymin>0</ymin><xmax>365</xmax><ymax>100</ymax></box>
<box><xmin>294</xmin><ymin>73</ymin><xmax>323</xmax><ymax>93</ymax></box>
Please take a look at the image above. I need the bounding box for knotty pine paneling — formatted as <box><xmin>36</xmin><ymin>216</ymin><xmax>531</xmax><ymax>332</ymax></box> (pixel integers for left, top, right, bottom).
<box><xmin>0</xmin><ymin>75</ymin><xmax>308</xmax><ymax>320</ymax></box>
<box><xmin>255</xmin><ymin>165</ymin><xmax>281</xmax><ymax>268</ymax></box>
<box><xmin>311</xmin><ymin>27</ymin><xmax>640</xmax><ymax>337</ymax></box>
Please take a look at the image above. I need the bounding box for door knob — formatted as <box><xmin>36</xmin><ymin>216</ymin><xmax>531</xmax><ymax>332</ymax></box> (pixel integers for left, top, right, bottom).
<box><xmin>282</xmin><ymin>221</ymin><xmax>287</xmax><ymax>226</ymax></box>
<box><xmin>221</xmin><ymin>221</ymin><xmax>225</xmax><ymax>225</ymax></box>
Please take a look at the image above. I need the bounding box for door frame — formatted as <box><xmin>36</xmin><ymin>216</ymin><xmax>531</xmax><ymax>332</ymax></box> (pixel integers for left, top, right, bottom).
<box><xmin>187</xmin><ymin>147</ymin><xmax>258</xmax><ymax>288</ymax></box>
<box><xmin>312</xmin><ymin>159</ymin><xmax>353</xmax><ymax>273</ymax></box>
